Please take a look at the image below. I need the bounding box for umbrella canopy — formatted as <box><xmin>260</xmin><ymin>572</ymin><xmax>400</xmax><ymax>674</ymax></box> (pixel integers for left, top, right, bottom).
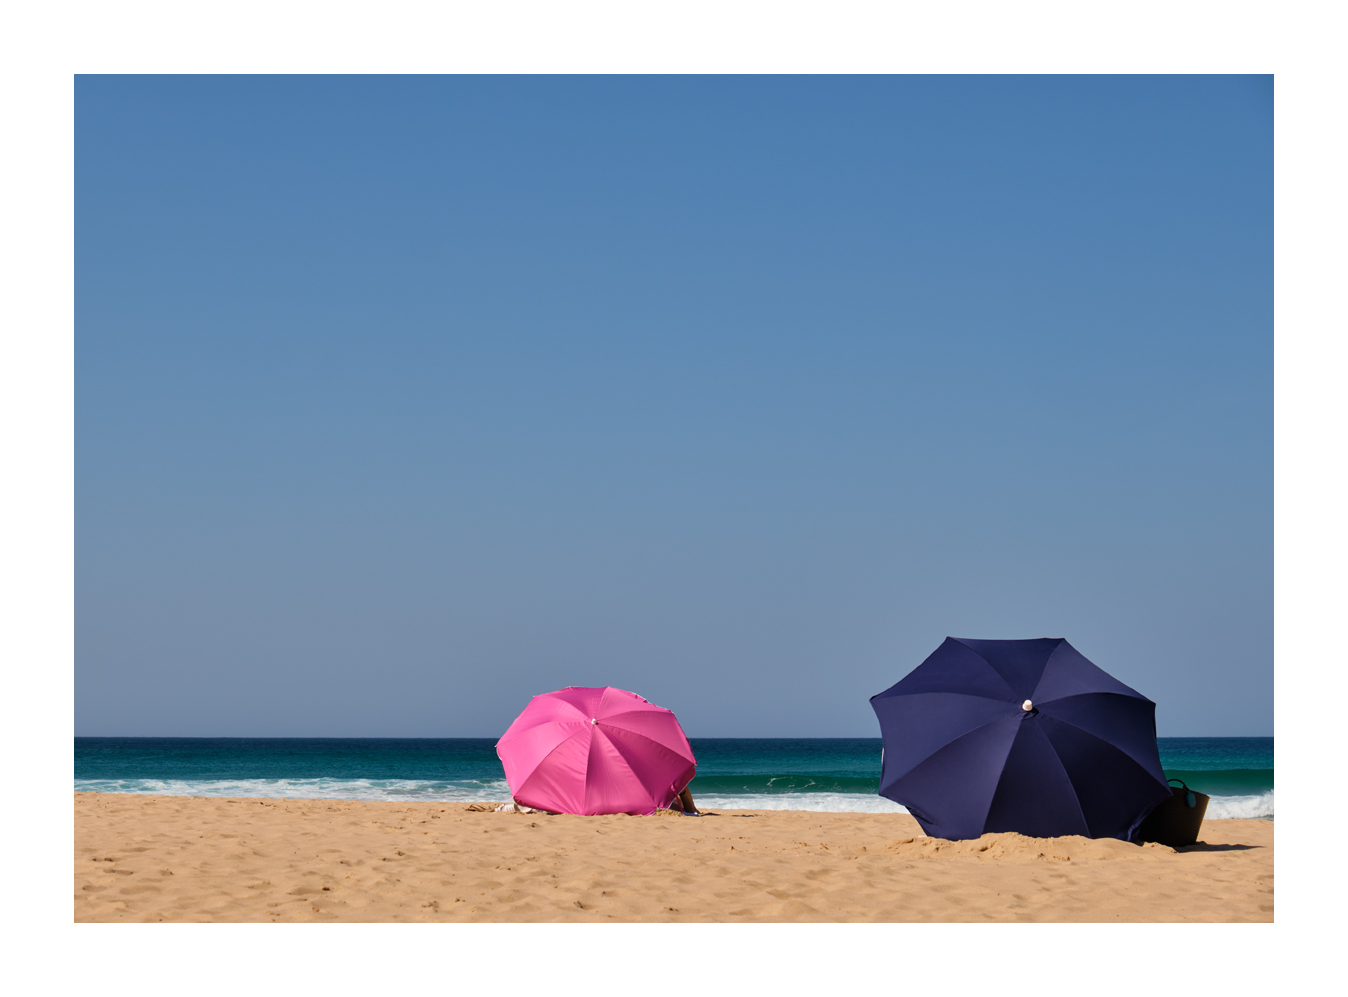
<box><xmin>496</xmin><ymin>686</ymin><xmax>697</xmax><ymax>816</ymax></box>
<box><xmin>871</xmin><ymin>637</ymin><xmax>1172</xmax><ymax>841</ymax></box>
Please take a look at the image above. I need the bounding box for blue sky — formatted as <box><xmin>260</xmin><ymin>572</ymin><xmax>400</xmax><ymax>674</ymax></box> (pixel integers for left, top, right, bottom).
<box><xmin>75</xmin><ymin>75</ymin><xmax>1271</xmax><ymax>737</ymax></box>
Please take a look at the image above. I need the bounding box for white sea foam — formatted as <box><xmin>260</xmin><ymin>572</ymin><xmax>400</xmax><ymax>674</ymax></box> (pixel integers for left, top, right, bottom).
<box><xmin>694</xmin><ymin>793</ymin><xmax>911</xmax><ymax>814</ymax></box>
<box><xmin>697</xmin><ymin>792</ymin><xmax>1276</xmax><ymax>818</ymax></box>
<box><xmin>73</xmin><ymin>777</ymin><xmax>513</xmax><ymax>803</ymax></box>
<box><xmin>72</xmin><ymin>779</ymin><xmax>1273</xmax><ymax>820</ymax></box>
<box><xmin>1203</xmin><ymin>791</ymin><xmax>1274</xmax><ymax>820</ymax></box>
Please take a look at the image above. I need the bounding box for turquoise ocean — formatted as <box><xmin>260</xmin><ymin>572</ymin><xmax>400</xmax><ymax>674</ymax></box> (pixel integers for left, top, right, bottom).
<box><xmin>75</xmin><ymin>737</ymin><xmax>1272</xmax><ymax>819</ymax></box>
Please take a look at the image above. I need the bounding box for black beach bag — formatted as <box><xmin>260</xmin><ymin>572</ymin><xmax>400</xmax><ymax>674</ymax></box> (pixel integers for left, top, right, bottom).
<box><xmin>1135</xmin><ymin>778</ymin><xmax>1210</xmax><ymax>847</ymax></box>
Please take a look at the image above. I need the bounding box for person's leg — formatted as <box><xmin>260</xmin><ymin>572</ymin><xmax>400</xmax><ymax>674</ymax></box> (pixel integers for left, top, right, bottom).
<box><xmin>677</xmin><ymin>786</ymin><xmax>698</xmax><ymax>815</ymax></box>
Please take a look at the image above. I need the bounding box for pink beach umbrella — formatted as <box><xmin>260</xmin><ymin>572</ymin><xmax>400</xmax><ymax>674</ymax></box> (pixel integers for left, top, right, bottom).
<box><xmin>495</xmin><ymin>686</ymin><xmax>697</xmax><ymax>816</ymax></box>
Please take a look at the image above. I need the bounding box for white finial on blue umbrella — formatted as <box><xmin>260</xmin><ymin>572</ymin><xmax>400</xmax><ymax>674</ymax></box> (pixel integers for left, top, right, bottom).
<box><xmin>1022</xmin><ymin>700</ymin><xmax>1033</xmax><ymax>711</ymax></box>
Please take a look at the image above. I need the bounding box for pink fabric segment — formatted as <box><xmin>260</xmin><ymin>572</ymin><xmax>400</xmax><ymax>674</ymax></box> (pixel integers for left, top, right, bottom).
<box><xmin>496</xmin><ymin>686</ymin><xmax>697</xmax><ymax>816</ymax></box>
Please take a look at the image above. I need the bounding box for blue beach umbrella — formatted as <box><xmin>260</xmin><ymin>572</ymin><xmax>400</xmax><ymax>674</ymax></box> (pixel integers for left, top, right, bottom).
<box><xmin>871</xmin><ymin>637</ymin><xmax>1172</xmax><ymax>841</ymax></box>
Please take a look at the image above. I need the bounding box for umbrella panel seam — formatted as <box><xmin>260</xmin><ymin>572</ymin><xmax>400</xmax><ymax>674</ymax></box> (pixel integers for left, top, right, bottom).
<box><xmin>587</xmin><ymin>726</ymin><xmax>694</xmax><ymax>813</ymax></box>
<box><xmin>985</xmin><ymin>721</ymin><xmax>1090</xmax><ymax>837</ymax></box>
<box><xmin>953</xmin><ymin>636</ymin><xmax>1063</xmax><ymax>698</ymax></box>
<box><xmin>873</xmin><ymin>690</ymin><xmax>1025</xmax><ymax>706</ymax></box>
<box><xmin>595</xmin><ymin>724</ymin><xmax>696</xmax><ymax>778</ymax></box>
<box><xmin>1037</xmin><ymin>711</ymin><xmax>1170</xmax><ymax>790</ymax></box>
<box><xmin>594</xmin><ymin>716</ymin><xmax>695</xmax><ymax>762</ymax></box>
<box><xmin>879</xmin><ymin>719</ymin><xmax>1020</xmax><ymax>835</ymax></box>
<box><xmin>878</xmin><ymin>714</ymin><xmax>1013</xmax><ymax>788</ymax></box>
<box><xmin>591</xmin><ymin>707</ymin><xmax>674</xmax><ymax>723</ymax></box>
<box><xmin>534</xmin><ymin>694</ymin><xmax>597</xmax><ymax>723</ymax></box>
<box><xmin>1032</xmin><ymin>690</ymin><xmax>1152</xmax><ymax>709</ymax></box>
<box><xmin>510</xmin><ymin>725</ymin><xmax>591</xmax><ymax>805</ymax></box>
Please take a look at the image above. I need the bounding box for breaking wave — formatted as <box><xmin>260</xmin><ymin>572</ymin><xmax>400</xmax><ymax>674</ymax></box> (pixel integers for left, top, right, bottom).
<box><xmin>72</xmin><ymin>777</ymin><xmax>1271</xmax><ymax>819</ymax></box>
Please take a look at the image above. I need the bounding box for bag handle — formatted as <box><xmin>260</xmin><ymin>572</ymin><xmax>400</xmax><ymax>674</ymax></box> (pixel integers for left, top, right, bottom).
<box><xmin>1167</xmin><ymin>778</ymin><xmax>1198</xmax><ymax>808</ymax></box>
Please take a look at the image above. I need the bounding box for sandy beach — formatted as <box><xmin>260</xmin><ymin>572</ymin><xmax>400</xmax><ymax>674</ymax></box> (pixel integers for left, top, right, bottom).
<box><xmin>74</xmin><ymin>792</ymin><xmax>1272</xmax><ymax>922</ymax></box>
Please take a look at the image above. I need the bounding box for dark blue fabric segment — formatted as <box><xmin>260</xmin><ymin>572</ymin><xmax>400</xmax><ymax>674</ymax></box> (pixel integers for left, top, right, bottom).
<box><xmin>872</xmin><ymin>692</ymin><xmax>1017</xmax><ymax>785</ymax></box>
<box><xmin>1038</xmin><ymin>692</ymin><xmax>1168</xmax><ymax>787</ymax></box>
<box><xmin>1032</xmin><ymin>640</ymin><xmax>1150</xmax><ymax>704</ymax></box>
<box><xmin>882</xmin><ymin>716</ymin><xmax>1020</xmax><ymax>840</ymax></box>
<box><xmin>1039</xmin><ymin>715</ymin><xmax>1174</xmax><ymax>840</ymax></box>
<box><xmin>953</xmin><ymin>637</ymin><xmax>1062</xmax><ymax>698</ymax></box>
<box><xmin>873</xmin><ymin>637</ymin><xmax>1016</xmax><ymax>701</ymax></box>
<box><xmin>873</xmin><ymin>636</ymin><xmax>1169</xmax><ymax>841</ymax></box>
<box><xmin>983</xmin><ymin>718</ymin><xmax>1090</xmax><ymax>838</ymax></box>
